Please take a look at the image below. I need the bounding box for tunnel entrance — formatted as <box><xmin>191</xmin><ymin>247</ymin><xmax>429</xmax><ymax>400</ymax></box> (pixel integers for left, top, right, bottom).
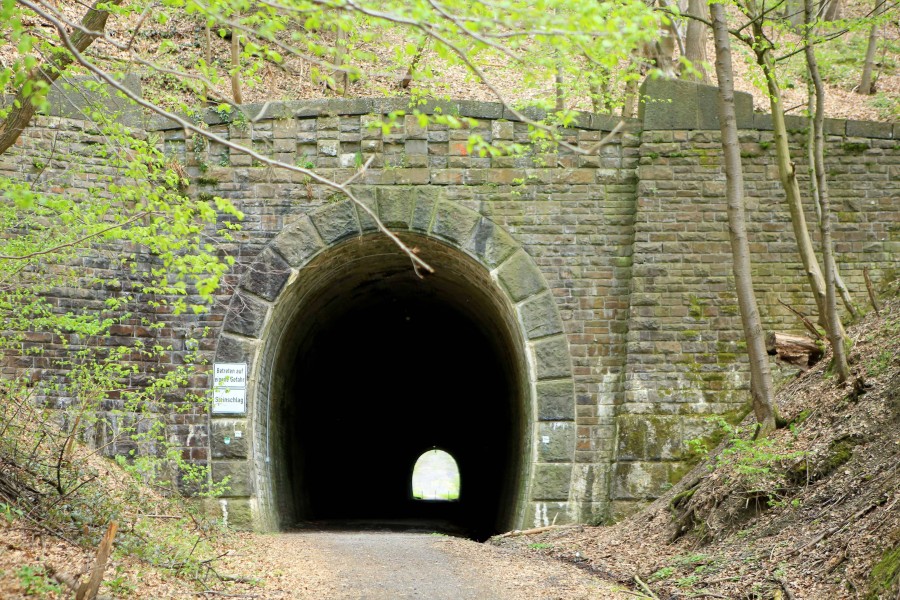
<box><xmin>266</xmin><ymin>233</ymin><xmax>530</xmax><ymax>540</ymax></box>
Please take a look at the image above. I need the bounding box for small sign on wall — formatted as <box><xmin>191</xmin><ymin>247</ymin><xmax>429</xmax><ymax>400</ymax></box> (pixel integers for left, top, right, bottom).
<box><xmin>212</xmin><ymin>363</ymin><xmax>247</xmax><ymax>414</ymax></box>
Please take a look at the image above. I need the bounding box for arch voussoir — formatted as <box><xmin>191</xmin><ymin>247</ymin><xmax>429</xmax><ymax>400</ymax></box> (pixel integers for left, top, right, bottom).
<box><xmin>241</xmin><ymin>248</ymin><xmax>291</xmax><ymax>302</ymax></box>
<box><xmin>271</xmin><ymin>216</ymin><xmax>325</xmax><ymax>267</ymax></box>
<box><xmin>309</xmin><ymin>198</ymin><xmax>360</xmax><ymax>244</ymax></box>
<box><xmin>496</xmin><ymin>249</ymin><xmax>548</xmax><ymax>302</ymax></box>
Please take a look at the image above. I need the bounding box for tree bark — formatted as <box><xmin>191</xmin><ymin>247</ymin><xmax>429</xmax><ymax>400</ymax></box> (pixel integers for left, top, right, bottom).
<box><xmin>805</xmin><ymin>0</ymin><xmax>850</xmax><ymax>382</ymax></box>
<box><xmin>823</xmin><ymin>0</ymin><xmax>843</xmax><ymax>21</ymax></box>
<box><xmin>858</xmin><ymin>0</ymin><xmax>884</xmax><ymax>95</ymax></box>
<box><xmin>746</xmin><ymin>15</ymin><xmax>831</xmax><ymax>332</ymax></box>
<box><xmin>684</xmin><ymin>0</ymin><xmax>711</xmax><ymax>83</ymax></box>
<box><xmin>231</xmin><ymin>17</ymin><xmax>243</xmax><ymax>104</ymax></box>
<box><xmin>806</xmin><ymin>78</ymin><xmax>859</xmax><ymax>319</ymax></box>
<box><xmin>710</xmin><ymin>0</ymin><xmax>778</xmax><ymax>437</ymax></box>
<box><xmin>0</xmin><ymin>0</ymin><xmax>123</xmax><ymax>156</ymax></box>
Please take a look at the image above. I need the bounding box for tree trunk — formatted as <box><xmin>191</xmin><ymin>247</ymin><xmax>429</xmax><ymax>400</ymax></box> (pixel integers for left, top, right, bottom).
<box><xmin>710</xmin><ymin>0</ymin><xmax>778</xmax><ymax>437</ymax></box>
<box><xmin>748</xmin><ymin>19</ymin><xmax>831</xmax><ymax>332</ymax></box>
<box><xmin>333</xmin><ymin>26</ymin><xmax>349</xmax><ymax>96</ymax></box>
<box><xmin>858</xmin><ymin>0</ymin><xmax>883</xmax><ymax>95</ymax></box>
<box><xmin>684</xmin><ymin>0</ymin><xmax>711</xmax><ymax>83</ymax></box>
<box><xmin>806</xmin><ymin>77</ymin><xmax>859</xmax><ymax>319</ymax></box>
<box><xmin>231</xmin><ymin>17</ymin><xmax>243</xmax><ymax>104</ymax></box>
<box><xmin>823</xmin><ymin>0</ymin><xmax>843</xmax><ymax>21</ymax></box>
<box><xmin>805</xmin><ymin>0</ymin><xmax>850</xmax><ymax>382</ymax></box>
<box><xmin>0</xmin><ymin>0</ymin><xmax>123</xmax><ymax>156</ymax></box>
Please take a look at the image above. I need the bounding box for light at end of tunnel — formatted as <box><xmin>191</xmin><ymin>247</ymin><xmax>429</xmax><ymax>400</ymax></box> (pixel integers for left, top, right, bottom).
<box><xmin>412</xmin><ymin>449</ymin><xmax>460</xmax><ymax>501</ymax></box>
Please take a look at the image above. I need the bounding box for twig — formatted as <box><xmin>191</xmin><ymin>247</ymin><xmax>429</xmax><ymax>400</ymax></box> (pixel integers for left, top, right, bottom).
<box><xmin>493</xmin><ymin>523</ymin><xmax>580</xmax><ymax>538</ymax></box>
<box><xmin>863</xmin><ymin>266</ymin><xmax>880</xmax><ymax>316</ymax></box>
<box><xmin>0</xmin><ymin>211</ymin><xmax>153</xmax><ymax>261</ymax></box>
<box><xmin>633</xmin><ymin>574</ymin><xmax>660</xmax><ymax>600</ymax></box>
<box><xmin>778</xmin><ymin>300</ymin><xmax>824</xmax><ymax>340</ymax></box>
<box><xmin>772</xmin><ymin>573</ymin><xmax>796</xmax><ymax>600</ymax></box>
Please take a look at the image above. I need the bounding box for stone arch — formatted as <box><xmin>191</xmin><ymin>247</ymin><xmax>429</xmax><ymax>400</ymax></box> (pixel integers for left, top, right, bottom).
<box><xmin>213</xmin><ymin>189</ymin><xmax>577</xmax><ymax>534</ymax></box>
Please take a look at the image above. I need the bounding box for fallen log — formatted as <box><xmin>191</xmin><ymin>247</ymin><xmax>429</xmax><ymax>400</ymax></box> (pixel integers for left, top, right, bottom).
<box><xmin>766</xmin><ymin>332</ymin><xmax>824</xmax><ymax>370</ymax></box>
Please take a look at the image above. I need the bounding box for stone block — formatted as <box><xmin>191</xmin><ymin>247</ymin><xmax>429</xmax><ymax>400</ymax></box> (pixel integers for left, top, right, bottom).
<box><xmin>47</xmin><ymin>74</ymin><xmax>144</xmax><ymax>128</ymax></box>
<box><xmin>212</xmin><ymin>460</ymin><xmax>254</xmax><ymax>497</ymax></box>
<box><xmin>518</xmin><ymin>292</ymin><xmax>564</xmax><ymax>339</ymax></box>
<box><xmin>846</xmin><ymin>120</ymin><xmax>893</xmax><ymax>139</ymax></box>
<box><xmin>223</xmin><ymin>292</ymin><xmax>270</xmax><ymax>338</ymax></box>
<box><xmin>537</xmin><ymin>422</ymin><xmax>576</xmax><ymax>462</ymax></box>
<box><xmin>271</xmin><ymin>217</ymin><xmax>324</xmax><ymax>267</ymax></box>
<box><xmin>523</xmin><ymin>501</ymin><xmax>573</xmax><ymax>528</ymax></box>
<box><xmin>496</xmin><ymin>250</ymin><xmax>547</xmax><ymax>302</ymax></box>
<box><xmin>310</xmin><ymin>199</ymin><xmax>360</xmax><ymax>244</ymax></box>
<box><xmin>211</xmin><ymin>419</ymin><xmax>249</xmax><ymax>459</ymax></box>
<box><xmin>318</xmin><ymin>139</ymin><xmax>339</xmax><ymax>157</ymax></box>
<box><xmin>532</xmin><ymin>336</ymin><xmax>571</xmax><ymax>380</ymax></box>
<box><xmin>824</xmin><ymin>118</ymin><xmax>846</xmax><ymax>136</ymax></box>
<box><xmin>531</xmin><ymin>464</ymin><xmax>572</xmax><ymax>500</ymax></box>
<box><xmin>377</xmin><ymin>187</ymin><xmax>415</xmax><ymax>229</ymax></box>
<box><xmin>242</xmin><ymin>248</ymin><xmax>291</xmax><ymax>301</ymax></box>
<box><xmin>616</xmin><ymin>414</ymin><xmax>684</xmax><ymax>461</ymax></box>
<box><xmin>465</xmin><ymin>217</ymin><xmax>518</xmax><ymax>269</ymax></box>
<box><xmin>492</xmin><ymin>120</ymin><xmax>514</xmax><ymax>140</ymax></box>
<box><xmin>430</xmin><ymin>201</ymin><xmax>481</xmax><ymax>245</ymax></box>
<box><xmin>612</xmin><ymin>461</ymin><xmax>671</xmax><ymax>500</ymax></box>
<box><xmin>457</xmin><ymin>100</ymin><xmax>504</xmax><ymax>119</ymax></box>
<box><xmin>350</xmin><ymin>186</ymin><xmax>378</xmax><ymax>232</ymax></box>
<box><xmin>753</xmin><ymin>113</ymin><xmax>775</xmax><ymax>131</ymax></box>
<box><xmin>218</xmin><ymin>498</ymin><xmax>254</xmax><ymax>530</ymax></box>
<box><xmin>536</xmin><ymin>380</ymin><xmax>575</xmax><ymax>421</ymax></box>
<box><xmin>215</xmin><ymin>334</ymin><xmax>257</xmax><ymax>364</ymax></box>
<box><xmin>639</xmin><ymin>78</ymin><xmax>697</xmax><ymax>129</ymax></box>
<box><xmin>410</xmin><ymin>188</ymin><xmax>441</xmax><ymax>232</ymax></box>
<box><xmin>570</xmin><ymin>464</ymin><xmax>609</xmax><ymax>504</ymax></box>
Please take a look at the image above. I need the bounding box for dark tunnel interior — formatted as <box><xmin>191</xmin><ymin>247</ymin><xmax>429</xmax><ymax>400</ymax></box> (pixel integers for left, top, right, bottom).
<box><xmin>271</xmin><ymin>236</ymin><xmax>529</xmax><ymax>540</ymax></box>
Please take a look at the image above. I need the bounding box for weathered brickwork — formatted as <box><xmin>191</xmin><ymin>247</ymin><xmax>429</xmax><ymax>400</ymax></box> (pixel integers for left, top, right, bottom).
<box><xmin>2</xmin><ymin>79</ymin><xmax>897</xmax><ymax>529</ymax></box>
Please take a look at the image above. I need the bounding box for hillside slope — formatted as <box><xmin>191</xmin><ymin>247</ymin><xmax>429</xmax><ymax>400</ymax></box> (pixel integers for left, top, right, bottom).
<box><xmin>496</xmin><ymin>295</ymin><xmax>900</xmax><ymax>599</ymax></box>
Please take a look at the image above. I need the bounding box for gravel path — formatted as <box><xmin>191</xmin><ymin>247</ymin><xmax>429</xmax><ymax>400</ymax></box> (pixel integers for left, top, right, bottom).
<box><xmin>228</xmin><ymin>530</ymin><xmax>631</xmax><ymax>599</ymax></box>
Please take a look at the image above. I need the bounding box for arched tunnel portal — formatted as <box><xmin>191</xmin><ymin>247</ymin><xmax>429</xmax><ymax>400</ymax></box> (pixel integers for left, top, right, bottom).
<box><xmin>262</xmin><ymin>233</ymin><xmax>531</xmax><ymax>540</ymax></box>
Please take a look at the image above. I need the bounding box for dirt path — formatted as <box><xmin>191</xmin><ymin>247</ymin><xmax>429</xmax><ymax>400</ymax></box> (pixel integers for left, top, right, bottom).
<box><xmin>223</xmin><ymin>530</ymin><xmax>632</xmax><ymax>599</ymax></box>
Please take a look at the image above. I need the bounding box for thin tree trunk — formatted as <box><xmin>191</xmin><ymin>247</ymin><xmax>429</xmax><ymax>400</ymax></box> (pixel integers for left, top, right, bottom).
<box><xmin>333</xmin><ymin>26</ymin><xmax>348</xmax><ymax>95</ymax></box>
<box><xmin>710</xmin><ymin>0</ymin><xmax>778</xmax><ymax>437</ymax></box>
<box><xmin>823</xmin><ymin>0</ymin><xmax>843</xmax><ymax>21</ymax></box>
<box><xmin>806</xmin><ymin>79</ymin><xmax>859</xmax><ymax>319</ymax></box>
<box><xmin>858</xmin><ymin>0</ymin><xmax>883</xmax><ymax>95</ymax></box>
<box><xmin>555</xmin><ymin>64</ymin><xmax>565</xmax><ymax>112</ymax></box>
<box><xmin>684</xmin><ymin>0</ymin><xmax>711</xmax><ymax>83</ymax></box>
<box><xmin>805</xmin><ymin>0</ymin><xmax>850</xmax><ymax>382</ymax></box>
<box><xmin>748</xmin><ymin>19</ymin><xmax>830</xmax><ymax>331</ymax></box>
<box><xmin>622</xmin><ymin>73</ymin><xmax>640</xmax><ymax>118</ymax></box>
<box><xmin>231</xmin><ymin>16</ymin><xmax>243</xmax><ymax>104</ymax></box>
<box><xmin>400</xmin><ymin>38</ymin><xmax>428</xmax><ymax>89</ymax></box>
<box><xmin>203</xmin><ymin>24</ymin><xmax>212</xmax><ymax>100</ymax></box>
<box><xmin>0</xmin><ymin>0</ymin><xmax>123</xmax><ymax>156</ymax></box>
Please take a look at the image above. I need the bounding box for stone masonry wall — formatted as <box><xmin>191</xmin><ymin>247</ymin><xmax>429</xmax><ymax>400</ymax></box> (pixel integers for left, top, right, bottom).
<box><xmin>2</xmin><ymin>78</ymin><xmax>897</xmax><ymax>527</ymax></box>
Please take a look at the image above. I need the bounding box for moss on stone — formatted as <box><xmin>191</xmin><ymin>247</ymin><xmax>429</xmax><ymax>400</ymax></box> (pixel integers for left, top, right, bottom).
<box><xmin>842</xmin><ymin>142</ymin><xmax>869</xmax><ymax>154</ymax></box>
<box><xmin>868</xmin><ymin>540</ymin><xmax>900</xmax><ymax>599</ymax></box>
